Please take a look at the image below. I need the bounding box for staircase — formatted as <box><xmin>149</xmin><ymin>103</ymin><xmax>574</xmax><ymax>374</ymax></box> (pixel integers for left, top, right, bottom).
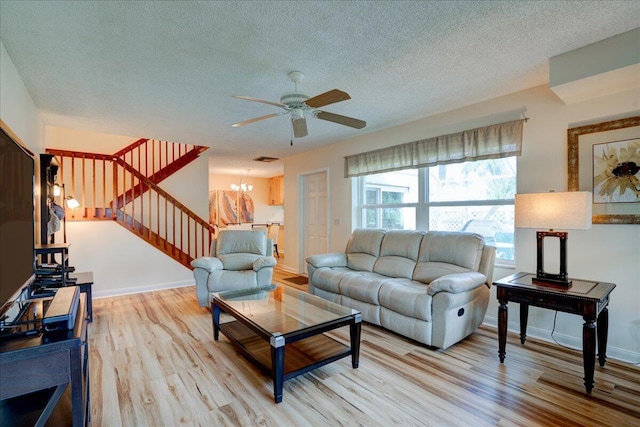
<box><xmin>46</xmin><ymin>139</ymin><xmax>213</xmax><ymax>268</ymax></box>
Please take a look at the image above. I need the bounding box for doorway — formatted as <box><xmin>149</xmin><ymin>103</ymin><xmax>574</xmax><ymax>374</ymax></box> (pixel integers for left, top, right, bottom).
<box><xmin>299</xmin><ymin>170</ymin><xmax>328</xmax><ymax>274</ymax></box>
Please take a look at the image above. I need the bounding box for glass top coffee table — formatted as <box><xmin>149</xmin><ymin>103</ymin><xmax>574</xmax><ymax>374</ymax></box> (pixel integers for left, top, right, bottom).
<box><xmin>212</xmin><ymin>285</ymin><xmax>362</xmax><ymax>403</ymax></box>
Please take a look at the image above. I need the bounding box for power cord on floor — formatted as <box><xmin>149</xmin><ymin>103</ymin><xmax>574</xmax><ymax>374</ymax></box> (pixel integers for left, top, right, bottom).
<box><xmin>551</xmin><ymin>310</ymin><xmax>640</xmax><ymax>365</ymax></box>
<box><xmin>550</xmin><ymin>311</ymin><xmax>572</xmax><ymax>349</ymax></box>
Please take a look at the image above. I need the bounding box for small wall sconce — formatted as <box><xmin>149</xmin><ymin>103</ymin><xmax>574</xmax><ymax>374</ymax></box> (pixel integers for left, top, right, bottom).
<box><xmin>64</xmin><ymin>196</ymin><xmax>80</xmax><ymax>209</ymax></box>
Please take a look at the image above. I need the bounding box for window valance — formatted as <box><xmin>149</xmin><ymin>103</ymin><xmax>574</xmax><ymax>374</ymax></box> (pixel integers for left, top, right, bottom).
<box><xmin>344</xmin><ymin>118</ymin><xmax>526</xmax><ymax>177</ymax></box>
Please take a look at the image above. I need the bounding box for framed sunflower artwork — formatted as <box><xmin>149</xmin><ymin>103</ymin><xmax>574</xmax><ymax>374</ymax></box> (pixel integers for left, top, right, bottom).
<box><xmin>568</xmin><ymin>115</ymin><xmax>640</xmax><ymax>224</ymax></box>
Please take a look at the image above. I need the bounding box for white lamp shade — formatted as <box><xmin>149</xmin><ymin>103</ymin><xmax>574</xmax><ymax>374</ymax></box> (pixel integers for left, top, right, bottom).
<box><xmin>65</xmin><ymin>197</ymin><xmax>80</xmax><ymax>209</ymax></box>
<box><xmin>515</xmin><ymin>191</ymin><xmax>592</xmax><ymax>230</ymax></box>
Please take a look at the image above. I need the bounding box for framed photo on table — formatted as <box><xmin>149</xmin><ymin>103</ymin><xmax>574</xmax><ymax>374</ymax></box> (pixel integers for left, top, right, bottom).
<box><xmin>568</xmin><ymin>115</ymin><xmax>640</xmax><ymax>224</ymax></box>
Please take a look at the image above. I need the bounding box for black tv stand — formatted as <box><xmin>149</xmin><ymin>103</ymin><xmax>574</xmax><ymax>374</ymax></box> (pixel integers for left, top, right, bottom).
<box><xmin>0</xmin><ymin>294</ymin><xmax>89</xmax><ymax>426</ymax></box>
<box><xmin>0</xmin><ymin>297</ymin><xmax>48</xmax><ymax>341</ymax></box>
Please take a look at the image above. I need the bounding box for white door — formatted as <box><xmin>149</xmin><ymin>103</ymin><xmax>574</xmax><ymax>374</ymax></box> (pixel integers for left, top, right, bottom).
<box><xmin>301</xmin><ymin>171</ymin><xmax>328</xmax><ymax>273</ymax></box>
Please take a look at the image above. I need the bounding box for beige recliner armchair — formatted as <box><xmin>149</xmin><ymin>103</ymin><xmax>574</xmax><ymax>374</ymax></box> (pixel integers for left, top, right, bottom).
<box><xmin>191</xmin><ymin>229</ymin><xmax>277</xmax><ymax>306</ymax></box>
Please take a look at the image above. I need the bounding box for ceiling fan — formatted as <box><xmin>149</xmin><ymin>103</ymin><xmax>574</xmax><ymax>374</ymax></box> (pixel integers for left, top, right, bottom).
<box><xmin>232</xmin><ymin>71</ymin><xmax>366</xmax><ymax>138</ymax></box>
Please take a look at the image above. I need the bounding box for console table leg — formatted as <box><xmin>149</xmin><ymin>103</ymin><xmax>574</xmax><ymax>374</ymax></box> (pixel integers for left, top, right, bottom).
<box><xmin>583</xmin><ymin>318</ymin><xmax>597</xmax><ymax>394</ymax></box>
<box><xmin>498</xmin><ymin>299</ymin><xmax>508</xmax><ymax>363</ymax></box>
<box><xmin>519</xmin><ymin>303</ymin><xmax>529</xmax><ymax>344</ymax></box>
<box><xmin>597</xmin><ymin>307</ymin><xmax>609</xmax><ymax>367</ymax></box>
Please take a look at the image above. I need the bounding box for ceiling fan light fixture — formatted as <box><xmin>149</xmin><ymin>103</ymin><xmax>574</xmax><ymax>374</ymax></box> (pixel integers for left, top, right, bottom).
<box><xmin>291</xmin><ymin>108</ymin><xmax>304</xmax><ymax>121</ymax></box>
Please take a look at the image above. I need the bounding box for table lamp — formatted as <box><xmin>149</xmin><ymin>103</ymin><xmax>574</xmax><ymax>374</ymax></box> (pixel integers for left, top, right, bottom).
<box><xmin>514</xmin><ymin>191</ymin><xmax>592</xmax><ymax>287</ymax></box>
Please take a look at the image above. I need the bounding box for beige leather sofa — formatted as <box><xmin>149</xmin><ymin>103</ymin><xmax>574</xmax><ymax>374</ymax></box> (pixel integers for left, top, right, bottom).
<box><xmin>191</xmin><ymin>229</ymin><xmax>277</xmax><ymax>306</ymax></box>
<box><xmin>306</xmin><ymin>229</ymin><xmax>495</xmax><ymax>349</ymax></box>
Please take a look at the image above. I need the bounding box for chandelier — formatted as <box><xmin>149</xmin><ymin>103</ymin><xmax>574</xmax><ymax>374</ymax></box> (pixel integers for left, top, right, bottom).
<box><xmin>231</xmin><ymin>169</ymin><xmax>253</xmax><ymax>193</ymax></box>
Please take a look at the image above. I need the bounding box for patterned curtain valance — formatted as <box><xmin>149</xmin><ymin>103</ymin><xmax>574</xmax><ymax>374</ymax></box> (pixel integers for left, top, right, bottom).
<box><xmin>344</xmin><ymin>119</ymin><xmax>526</xmax><ymax>178</ymax></box>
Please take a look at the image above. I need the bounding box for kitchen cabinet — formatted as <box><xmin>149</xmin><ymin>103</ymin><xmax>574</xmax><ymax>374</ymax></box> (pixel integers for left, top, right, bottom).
<box><xmin>269</xmin><ymin>175</ymin><xmax>284</xmax><ymax>205</ymax></box>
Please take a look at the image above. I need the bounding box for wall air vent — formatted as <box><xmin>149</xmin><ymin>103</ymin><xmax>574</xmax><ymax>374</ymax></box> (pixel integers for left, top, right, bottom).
<box><xmin>253</xmin><ymin>156</ymin><xmax>279</xmax><ymax>162</ymax></box>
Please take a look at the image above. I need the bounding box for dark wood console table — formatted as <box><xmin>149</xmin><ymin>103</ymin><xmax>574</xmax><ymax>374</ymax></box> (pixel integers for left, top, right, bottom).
<box><xmin>69</xmin><ymin>272</ymin><xmax>94</xmax><ymax>323</ymax></box>
<box><xmin>0</xmin><ymin>295</ymin><xmax>90</xmax><ymax>426</ymax></box>
<box><xmin>494</xmin><ymin>272</ymin><xmax>615</xmax><ymax>393</ymax></box>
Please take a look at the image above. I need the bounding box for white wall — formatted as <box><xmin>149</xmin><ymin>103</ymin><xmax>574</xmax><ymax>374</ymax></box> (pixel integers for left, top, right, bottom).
<box><xmin>283</xmin><ymin>85</ymin><xmax>640</xmax><ymax>363</ymax></box>
<box><xmin>45</xmin><ymin>126</ymin><xmax>209</xmax><ymax>297</ymax></box>
<box><xmin>0</xmin><ymin>41</ymin><xmax>44</xmax><ymax>154</ymax></box>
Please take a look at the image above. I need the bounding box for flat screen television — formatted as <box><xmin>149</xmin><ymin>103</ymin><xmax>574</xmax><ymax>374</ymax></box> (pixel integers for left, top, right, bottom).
<box><xmin>0</xmin><ymin>125</ymin><xmax>36</xmax><ymax>316</ymax></box>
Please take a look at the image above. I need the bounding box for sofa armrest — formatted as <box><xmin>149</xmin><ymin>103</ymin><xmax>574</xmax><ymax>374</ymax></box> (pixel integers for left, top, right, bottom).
<box><xmin>306</xmin><ymin>252</ymin><xmax>347</xmax><ymax>268</ymax></box>
<box><xmin>191</xmin><ymin>257</ymin><xmax>224</xmax><ymax>272</ymax></box>
<box><xmin>254</xmin><ymin>256</ymin><xmax>277</xmax><ymax>271</ymax></box>
<box><xmin>427</xmin><ymin>272</ymin><xmax>487</xmax><ymax>295</ymax></box>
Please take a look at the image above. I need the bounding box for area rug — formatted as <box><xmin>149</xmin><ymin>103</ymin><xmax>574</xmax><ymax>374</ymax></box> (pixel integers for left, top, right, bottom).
<box><xmin>283</xmin><ymin>275</ymin><xmax>309</xmax><ymax>286</ymax></box>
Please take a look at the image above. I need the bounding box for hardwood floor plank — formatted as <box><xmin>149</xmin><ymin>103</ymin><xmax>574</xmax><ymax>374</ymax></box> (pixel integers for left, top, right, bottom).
<box><xmin>88</xmin><ymin>266</ymin><xmax>640</xmax><ymax>426</ymax></box>
<box><xmin>89</xmin><ymin>337</ymin><xmax>123</xmax><ymax>427</ymax></box>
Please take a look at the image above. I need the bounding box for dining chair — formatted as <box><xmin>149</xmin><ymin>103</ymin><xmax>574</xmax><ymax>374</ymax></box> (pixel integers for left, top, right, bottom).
<box><xmin>268</xmin><ymin>223</ymin><xmax>280</xmax><ymax>258</ymax></box>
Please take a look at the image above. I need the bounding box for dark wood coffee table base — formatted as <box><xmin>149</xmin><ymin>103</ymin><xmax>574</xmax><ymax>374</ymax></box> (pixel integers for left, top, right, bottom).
<box><xmin>212</xmin><ymin>288</ymin><xmax>361</xmax><ymax>403</ymax></box>
<box><xmin>495</xmin><ymin>272</ymin><xmax>615</xmax><ymax>394</ymax></box>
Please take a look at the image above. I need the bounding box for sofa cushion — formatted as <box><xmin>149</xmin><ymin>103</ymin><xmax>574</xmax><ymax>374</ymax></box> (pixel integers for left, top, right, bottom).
<box><xmin>413</xmin><ymin>231</ymin><xmax>484</xmax><ymax>283</ymax></box>
<box><xmin>306</xmin><ymin>252</ymin><xmax>347</xmax><ymax>268</ymax></box>
<box><xmin>191</xmin><ymin>256</ymin><xmax>223</xmax><ymax>272</ymax></box>
<box><xmin>216</xmin><ymin>230</ymin><xmax>268</xmax><ymax>256</ymax></box>
<box><xmin>379</xmin><ymin>279</ymin><xmax>432</xmax><ymax>321</ymax></box>
<box><xmin>219</xmin><ymin>253</ymin><xmax>262</xmax><ymax>271</ymax></box>
<box><xmin>427</xmin><ymin>272</ymin><xmax>487</xmax><ymax>295</ymax></box>
<box><xmin>253</xmin><ymin>256</ymin><xmax>277</xmax><ymax>271</ymax></box>
<box><xmin>346</xmin><ymin>229</ymin><xmax>385</xmax><ymax>271</ymax></box>
<box><xmin>339</xmin><ymin>271</ymin><xmax>391</xmax><ymax>305</ymax></box>
<box><xmin>373</xmin><ymin>230</ymin><xmax>424</xmax><ymax>279</ymax></box>
<box><xmin>208</xmin><ymin>270</ymin><xmax>258</xmax><ymax>291</ymax></box>
<box><xmin>342</xmin><ymin>296</ymin><xmax>381</xmax><ymax>325</ymax></box>
<box><xmin>380</xmin><ymin>308</ymin><xmax>432</xmax><ymax>345</ymax></box>
<box><xmin>312</xmin><ymin>267</ymin><xmax>356</xmax><ymax>294</ymax></box>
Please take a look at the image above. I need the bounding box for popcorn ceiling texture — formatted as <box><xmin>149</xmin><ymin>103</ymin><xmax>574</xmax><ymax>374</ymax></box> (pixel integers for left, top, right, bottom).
<box><xmin>1</xmin><ymin>1</ymin><xmax>638</xmax><ymax>164</ymax></box>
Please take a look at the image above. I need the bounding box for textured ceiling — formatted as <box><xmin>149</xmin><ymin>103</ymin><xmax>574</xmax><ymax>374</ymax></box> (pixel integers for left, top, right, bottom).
<box><xmin>1</xmin><ymin>1</ymin><xmax>639</xmax><ymax>177</ymax></box>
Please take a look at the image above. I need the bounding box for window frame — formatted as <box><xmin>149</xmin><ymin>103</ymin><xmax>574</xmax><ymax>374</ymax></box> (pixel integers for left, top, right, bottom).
<box><xmin>357</xmin><ymin>159</ymin><xmax>516</xmax><ymax>266</ymax></box>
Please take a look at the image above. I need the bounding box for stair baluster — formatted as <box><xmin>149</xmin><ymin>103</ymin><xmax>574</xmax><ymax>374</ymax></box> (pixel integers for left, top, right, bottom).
<box><xmin>46</xmin><ymin>139</ymin><xmax>211</xmax><ymax>268</ymax></box>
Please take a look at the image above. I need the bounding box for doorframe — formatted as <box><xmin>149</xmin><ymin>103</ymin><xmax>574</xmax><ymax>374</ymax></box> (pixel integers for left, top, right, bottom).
<box><xmin>297</xmin><ymin>167</ymin><xmax>330</xmax><ymax>274</ymax></box>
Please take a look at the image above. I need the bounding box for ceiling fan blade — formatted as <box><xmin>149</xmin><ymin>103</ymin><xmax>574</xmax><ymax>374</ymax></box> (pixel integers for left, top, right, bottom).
<box><xmin>315</xmin><ymin>111</ymin><xmax>366</xmax><ymax>129</ymax></box>
<box><xmin>232</xmin><ymin>112</ymin><xmax>282</xmax><ymax>127</ymax></box>
<box><xmin>233</xmin><ymin>95</ymin><xmax>286</xmax><ymax>108</ymax></box>
<box><xmin>304</xmin><ymin>89</ymin><xmax>351</xmax><ymax>108</ymax></box>
<box><xmin>292</xmin><ymin>117</ymin><xmax>308</xmax><ymax>138</ymax></box>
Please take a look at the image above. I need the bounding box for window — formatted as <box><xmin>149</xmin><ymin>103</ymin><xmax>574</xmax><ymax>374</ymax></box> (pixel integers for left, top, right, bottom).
<box><xmin>358</xmin><ymin>158</ymin><xmax>516</xmax><ymax>263</ymax></box>
<box><xmin>361</xmin><ymin>170</ymin><xmax>418</xmax><ymax>230</ymax></box>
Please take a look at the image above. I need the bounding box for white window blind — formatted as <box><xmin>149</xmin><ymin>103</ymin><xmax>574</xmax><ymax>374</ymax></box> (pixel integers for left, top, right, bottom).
<box><xmin>344</xmin><ymin>119</ymin><xmax>526</xmax><ymax>178</ymax></box>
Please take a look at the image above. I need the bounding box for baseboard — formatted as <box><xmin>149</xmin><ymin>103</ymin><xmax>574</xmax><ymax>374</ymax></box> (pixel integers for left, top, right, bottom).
<box><xmin>483</xmin><ymin>315</ymin><xmax>640</xmax><ymax>365</ymax></box>
<box><xmin>93</xmin><ymin>280</ymin><xmax>194</xmax><ymax>299</ymax></box>
<box><xmin>279</xmin><ymin>265</ymin><xmax>298</xmax><ymax>274</ymax></box>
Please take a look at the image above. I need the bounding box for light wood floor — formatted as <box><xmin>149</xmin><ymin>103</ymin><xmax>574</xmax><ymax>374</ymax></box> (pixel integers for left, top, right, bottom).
<box><xmin>89</xmin><ymin>266</ymin><xmax>640</xmax><ymax>426</ymax></box>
